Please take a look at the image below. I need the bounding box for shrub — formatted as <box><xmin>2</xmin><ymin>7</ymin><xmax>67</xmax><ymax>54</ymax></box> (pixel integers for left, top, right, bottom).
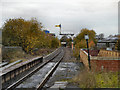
<box><xmin>2</xmin><ymin>18</ymin><xmax>60</xmax><ymax>54</ymax></box>
<box><xmin>71</xmin><ymin>69</ymin><xmax>119</xmax><ymax>88</ymax></box>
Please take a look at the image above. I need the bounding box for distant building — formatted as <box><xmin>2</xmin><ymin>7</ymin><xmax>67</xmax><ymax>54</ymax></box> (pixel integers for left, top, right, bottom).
<box><xmin>43</xmin><ymin>30</ymin><xmax>50</xmax><ymax>34</ymax></box>
<box><xmin>49</xmin><ymin>33</ymin><xmax>55</xmax><ymax>37</ymax></box>
<box><xmin>97</xmin><ymin>36</ymin><xmax>118</xmax><ymax>50</ymax></box>
<box><xmin>43</xmin><ymin>30</ymin><xmax>55</xmax><ymax>37</ymax></box>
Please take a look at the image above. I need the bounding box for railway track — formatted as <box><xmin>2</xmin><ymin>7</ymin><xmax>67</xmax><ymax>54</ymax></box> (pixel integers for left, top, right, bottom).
<box><xmin>5</xmin><ymin>48</ymin><xmax>64</xmax><ymax>90</ymax></box>
<box><xmin>36</xmin><ymin>49</ymin><xmax>64</xmax><ymax>90</ymax></box>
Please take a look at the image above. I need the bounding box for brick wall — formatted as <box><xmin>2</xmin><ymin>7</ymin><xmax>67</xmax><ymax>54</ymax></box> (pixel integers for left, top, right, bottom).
<box><xmin>80</xmin><ymin>49</ymin><xmax>120</xmax><ymax>72</ymax></box>
<box><xmin>91</xmin><ymin>60</ymin><xmax>120</xmax><ymax>72</ymax></box>
<box><xmin>80</xmin><ymin>49</ymin><xmax>89</xmax><ymax>70</ymax></box>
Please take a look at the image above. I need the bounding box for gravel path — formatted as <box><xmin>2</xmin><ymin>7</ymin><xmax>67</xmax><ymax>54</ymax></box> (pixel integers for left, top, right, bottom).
<box><xmin>62</xmin><ymin>47</ymin><xmax>75</xmax><ymax>62</ymax></box>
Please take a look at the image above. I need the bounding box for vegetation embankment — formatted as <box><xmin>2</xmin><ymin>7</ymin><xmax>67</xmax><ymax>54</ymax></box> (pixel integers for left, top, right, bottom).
<box><xmin>2</xmin><ymin>47</ymin><xmax>56</xmax><ymax>63</ymax></box>
<box><xmin>70</xmin><ymin>69</ymin><xmax>119</xmax><ymax>88</ymax></box>
<box><xmin>1</xmin><ymin>18</ymin><xmax>60</xmax><ymax>62</ymax></box>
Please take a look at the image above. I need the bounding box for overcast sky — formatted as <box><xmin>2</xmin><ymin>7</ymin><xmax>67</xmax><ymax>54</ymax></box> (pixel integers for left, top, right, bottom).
<box><xmin>0</xmin><ymin>0</ymin><xmax>119</xmax><ymax>38</ymax></box>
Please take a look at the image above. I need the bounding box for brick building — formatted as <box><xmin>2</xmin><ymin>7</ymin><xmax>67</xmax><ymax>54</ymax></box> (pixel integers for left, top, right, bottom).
<box><xmin>97</xmin><ymin>36</ymin><xmax>118</xmax><ymax>50</ymax></box>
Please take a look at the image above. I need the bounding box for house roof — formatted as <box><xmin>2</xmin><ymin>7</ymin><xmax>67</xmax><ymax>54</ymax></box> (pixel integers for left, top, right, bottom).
<box><xmin>98</xmin><ymin>36</ymin><xmax>118</xmax><ymax>43</ymax></box>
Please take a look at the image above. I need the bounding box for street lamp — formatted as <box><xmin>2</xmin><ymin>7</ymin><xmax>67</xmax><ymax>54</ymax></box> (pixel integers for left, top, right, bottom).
<box><xmin>85</xmin><ymin>34</ymin><xmax>91</xmax><ymax>70</ymax></box>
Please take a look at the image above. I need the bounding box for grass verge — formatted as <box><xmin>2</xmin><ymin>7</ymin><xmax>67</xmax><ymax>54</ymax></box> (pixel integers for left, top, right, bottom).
<box><xmin>2</xmin><ymin>47</ymin><xmax>55</xmax><ymax>63</ymax></box>
<box><xmin>70</xmin><ymin>69</ymin><xmax>119</xmax><ymax>88</ymax></box>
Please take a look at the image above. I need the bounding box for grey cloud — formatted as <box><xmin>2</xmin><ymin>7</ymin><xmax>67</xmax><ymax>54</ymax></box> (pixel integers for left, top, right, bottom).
<box><xmin>0</xmin><ymin>0</ymin><xmax>119</xmax><ymax>37</ymax></box>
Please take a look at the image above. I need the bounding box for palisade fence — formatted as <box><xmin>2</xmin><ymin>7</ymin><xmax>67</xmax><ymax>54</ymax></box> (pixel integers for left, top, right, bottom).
<box><xmin>98</xmin><ymin>50</ymin><xmax>120</xmax><ymax>58</ymax></box>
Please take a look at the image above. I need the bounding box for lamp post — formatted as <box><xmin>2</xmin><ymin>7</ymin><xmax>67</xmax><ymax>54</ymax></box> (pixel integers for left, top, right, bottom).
<box><xmin>85</xmin><ymin>34</ymin><xmax>91</xmax><ymax>70</ymax></box>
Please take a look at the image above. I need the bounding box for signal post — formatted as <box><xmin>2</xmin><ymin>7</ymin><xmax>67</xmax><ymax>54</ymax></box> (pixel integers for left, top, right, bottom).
<box><xmin>55</xmin><ymin>24</ymin><xmax>74</xmax><ymax>50</ymax></box>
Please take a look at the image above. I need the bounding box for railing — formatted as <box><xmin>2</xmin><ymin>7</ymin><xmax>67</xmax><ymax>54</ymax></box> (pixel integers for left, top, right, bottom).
<box><xmin>0</xmin><ymin>62</ymin><xmax>8</xmax><ymax>68</ymax></box>
<box><xmin>0</xmin><ymin>60</ymin><xmax>22</xmax><ymax>71</ymax></box>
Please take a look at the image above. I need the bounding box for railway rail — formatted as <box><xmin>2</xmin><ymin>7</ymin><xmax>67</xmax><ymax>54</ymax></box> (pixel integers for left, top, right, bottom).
<box><xmin>36</xmin><ymin>49</ymin><xmax>64</xmax><ymax>90</ymax></box>
<box><xmin>3</xmin><ymin>47</ymin><xmax>64</xmax><ymax>90</ymax></box>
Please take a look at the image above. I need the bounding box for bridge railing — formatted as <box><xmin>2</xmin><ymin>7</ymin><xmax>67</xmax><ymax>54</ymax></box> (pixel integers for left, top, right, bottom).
<box><xmin>1</xmin><ymin>56</ymin><xmax>43</xmax><ymax>84</ymax></box>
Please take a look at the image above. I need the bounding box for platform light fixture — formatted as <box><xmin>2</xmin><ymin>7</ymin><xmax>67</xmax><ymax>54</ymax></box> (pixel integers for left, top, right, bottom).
<box><xmin>85</xmin><ymin>34</ymin><xmax>89</xmax><ymax>40</ymax></box>
<box><xmin>84</xmin><ymin>34</ymin><xmax>91</xmax><ymax>70</ymax></box>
